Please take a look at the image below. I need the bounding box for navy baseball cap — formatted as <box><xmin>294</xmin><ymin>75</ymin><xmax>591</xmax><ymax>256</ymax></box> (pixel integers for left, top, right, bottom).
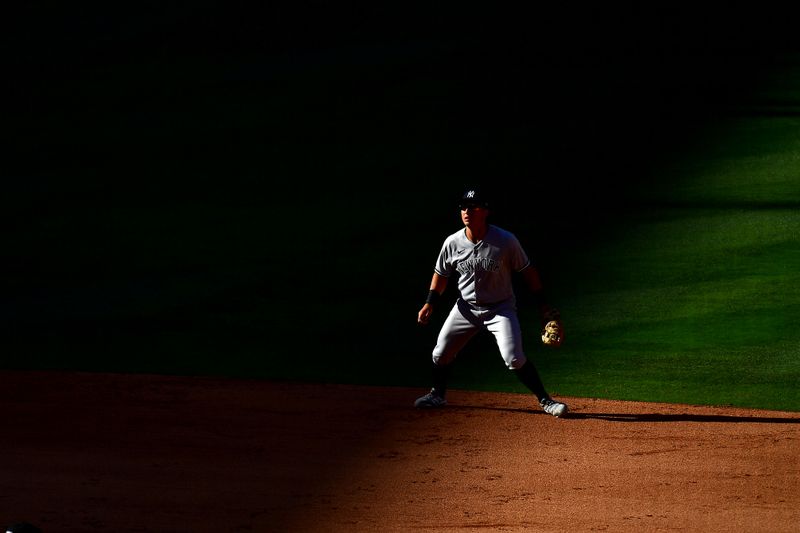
<box><xmin>459</xmin><ymin>187</ymin><xmax>490</xmax><ymax>209</ymax></box>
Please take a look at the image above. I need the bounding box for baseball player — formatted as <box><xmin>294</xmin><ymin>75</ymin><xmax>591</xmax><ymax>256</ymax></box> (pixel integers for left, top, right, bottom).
<box><xmin>415</xmin><ymin>186</ymin><xmax>568</xmax><ymax>417</ymax></box>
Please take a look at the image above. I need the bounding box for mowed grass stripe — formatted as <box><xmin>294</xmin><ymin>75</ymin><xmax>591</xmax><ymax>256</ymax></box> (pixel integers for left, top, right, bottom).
<box><xmin>522</xmin><ymin>106</ymin><xmax>800</xmax><ymax>410</ymax></box>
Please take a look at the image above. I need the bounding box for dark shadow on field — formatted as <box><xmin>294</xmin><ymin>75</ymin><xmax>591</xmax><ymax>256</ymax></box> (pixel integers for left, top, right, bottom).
<box><xmin>565</xmin><ymin>412</ymin><xmax>800</xmax><ymax>424</ymax></box>
<box><xmin>448</xmin><ymin>405</ymin><xmax>800</xmax><ymax>424</ymax></box>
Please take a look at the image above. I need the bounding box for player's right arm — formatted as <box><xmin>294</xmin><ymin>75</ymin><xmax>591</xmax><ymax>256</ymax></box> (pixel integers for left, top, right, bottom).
<box><xmin>417</xmin><ymin>272</ymin><xmax>448</xmax><ymax>325</ymax></box>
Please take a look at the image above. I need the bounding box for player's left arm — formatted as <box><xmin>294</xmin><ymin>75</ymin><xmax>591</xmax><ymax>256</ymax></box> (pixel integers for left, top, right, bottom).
<box><xmin>520</xmin><ymin>265</ymin><xmax>559</xmax><ymax>324</ymax></box>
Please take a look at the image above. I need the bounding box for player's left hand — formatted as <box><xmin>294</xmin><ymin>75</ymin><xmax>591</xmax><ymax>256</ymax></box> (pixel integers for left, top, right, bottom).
<box><xmin>540</xmin><ymin>308</ymin><xmax>563</xmax><ymax>347</ymax></box>
<box><xmin>541</xmin><ymin>319</ymin><xmax>564</xmax><ymax>347</ymax></box>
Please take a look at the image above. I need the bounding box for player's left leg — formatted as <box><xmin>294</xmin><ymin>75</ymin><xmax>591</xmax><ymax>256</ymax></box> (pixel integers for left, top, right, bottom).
<box><xmin>484</xmin><ymin>305</ymin><xmax>527</xmax><ymax>371</ymax></box>
<box><xmin>486</xmin><ymin>307</ymin><xmax>568</xmax><ymax>417</ymax></box>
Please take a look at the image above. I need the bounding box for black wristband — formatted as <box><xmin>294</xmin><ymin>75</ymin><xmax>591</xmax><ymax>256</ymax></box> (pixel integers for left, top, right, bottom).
<box><xmin>425</xmin><ymin>289</ymin><xmax>440</xmax><ymax>306</ymax></box>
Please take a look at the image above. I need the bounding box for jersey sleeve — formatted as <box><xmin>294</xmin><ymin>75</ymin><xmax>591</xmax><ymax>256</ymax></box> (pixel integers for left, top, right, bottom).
<box><xmin>507</xmin><ymin>234</ymin><xmax>531</xmax><ymax>272</ymax></box>
<box><xmin>434</xmin><ymin>239</ymin><xmax>454</xmax><ymax>277</ymax></box>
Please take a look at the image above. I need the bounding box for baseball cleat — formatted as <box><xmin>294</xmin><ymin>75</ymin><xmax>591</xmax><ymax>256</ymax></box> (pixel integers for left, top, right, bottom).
<box><xmin>540</xmin><ymin>398</ymin><xmax>568</xmax><ymax>418</ymax></box>
<box><xmin>414</xmin><ymin>389</ymin><xmax>447</xmax><ymax>408</ymax></box>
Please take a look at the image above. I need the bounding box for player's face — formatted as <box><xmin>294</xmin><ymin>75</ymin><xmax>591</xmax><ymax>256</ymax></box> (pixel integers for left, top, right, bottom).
<box><xmin>460</xmin><ymin>204</ymin><xmax>488</xmax><ymax>227</ymax></box>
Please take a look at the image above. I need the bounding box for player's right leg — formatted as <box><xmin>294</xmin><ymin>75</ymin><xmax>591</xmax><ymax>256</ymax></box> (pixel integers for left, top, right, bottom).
<box><xmin>415</xmin><ymin>300</ymin><xmax>479</xmax><ymax>408</ymax></box>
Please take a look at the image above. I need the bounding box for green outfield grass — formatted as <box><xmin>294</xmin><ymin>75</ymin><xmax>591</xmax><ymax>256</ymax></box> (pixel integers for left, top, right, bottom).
<box><xmin>6</xmin><ymin>46</ymin><xmax>800</xmax><ymax>412</ymax></box>
<box><xmin>462</xmin><ymin>111</ymin><xmax>800</xmax><ymax>411</ymax></box>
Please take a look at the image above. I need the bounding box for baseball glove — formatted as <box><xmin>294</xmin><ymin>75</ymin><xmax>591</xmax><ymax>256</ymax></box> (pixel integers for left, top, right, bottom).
<box><xmin>540</xmin><ymin>309</ymin><xmax>564</xmax><ymax>347</ymax></box>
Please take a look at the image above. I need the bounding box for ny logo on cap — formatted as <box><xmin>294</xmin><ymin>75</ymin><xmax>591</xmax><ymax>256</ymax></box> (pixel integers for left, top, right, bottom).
<box><xmin>465</xmin><ymin>190</ymin><xmax>476</xmax><ymax>198</ymax></box>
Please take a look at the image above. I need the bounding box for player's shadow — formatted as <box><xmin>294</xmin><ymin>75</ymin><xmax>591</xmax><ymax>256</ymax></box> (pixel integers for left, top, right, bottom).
<box><xmin>565</xmin><ymin>412</ymin><xmax>800</xmax><ymax>424</ymax></box>
<box><xmin>450</xmin><ymin>405</ymin><xmax>800</xmax><ymax>424</ymax></box>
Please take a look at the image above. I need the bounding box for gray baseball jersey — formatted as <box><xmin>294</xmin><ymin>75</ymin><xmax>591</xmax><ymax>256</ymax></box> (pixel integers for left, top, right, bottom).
<box><xmin>434</xmin><ymin>224</ymin><xmax>531</xmax><ymax>308</ymax></box>
<box><xmin>431</xmin><ymin>224</ymin><xmax>532</xmax><ymax>370</ymax></box>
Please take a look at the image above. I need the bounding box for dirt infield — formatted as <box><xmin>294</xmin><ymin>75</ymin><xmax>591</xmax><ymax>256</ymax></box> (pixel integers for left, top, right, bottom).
<box><xmin>1</xmin><ymin>371</ymin><xmax>798</xmax><ymax>532</ymax></box>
